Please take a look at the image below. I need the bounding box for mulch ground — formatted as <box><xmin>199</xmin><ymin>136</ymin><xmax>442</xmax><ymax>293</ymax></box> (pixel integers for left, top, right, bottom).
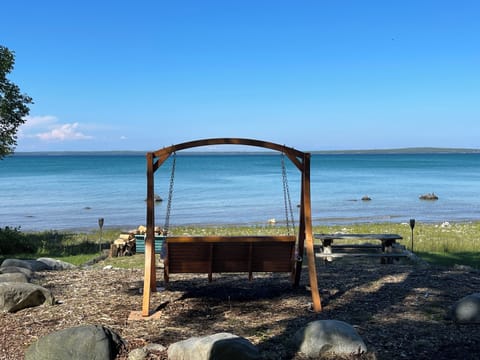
<box><xmin>1</xmin><ymin>257</ymin><xmax>480</xmax><ymax>359</ymax></box>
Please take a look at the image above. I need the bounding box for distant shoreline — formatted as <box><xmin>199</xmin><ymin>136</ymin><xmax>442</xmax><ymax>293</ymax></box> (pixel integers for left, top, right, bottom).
<box><xmin>12</xmin><ymin>147</ymin><xmax>480</xmax><ymax>156</ymax></box>
<box><xmin>16</xmin><ymin>219</ymin><xmax>480</xmax><ymax>234</ymax></box>
<box><xmin>14</xmin><ymin>217</ymin><xmax>480</xmax><ymax>233</ymax></box>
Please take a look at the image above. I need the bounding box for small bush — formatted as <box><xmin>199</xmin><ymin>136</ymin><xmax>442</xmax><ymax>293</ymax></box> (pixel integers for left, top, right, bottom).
<box><xmin>0</xmin><ymin>227</ymin><xmax>109</xmax><ymax>257</ymax></box>
<box><xmin>0</xmin><ymin>226</ymin><xmax>37</xmax><ymax>254</ymax></box>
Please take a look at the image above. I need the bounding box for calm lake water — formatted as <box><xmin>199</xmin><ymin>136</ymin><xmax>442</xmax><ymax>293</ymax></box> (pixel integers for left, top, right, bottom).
<box><xmin>1</xmin><ymin>152</ymin><xmax>479</xmax><ymax>231</ymax></box>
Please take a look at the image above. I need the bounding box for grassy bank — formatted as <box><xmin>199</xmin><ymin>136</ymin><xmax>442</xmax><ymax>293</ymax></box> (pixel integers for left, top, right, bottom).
<box><xmin>0</xmin><ymin>227</ymin><xmax>119</xmax><ymax>266</ymax></box>
<box><xmin>165</xmin><ymin>221</ymin><xmax>479</xmax><ymax>268</ymax></box>
<box><xmin>1</xmin><ymin>221</ymin><xmax>479</xmax><ymax>268</ymax></box>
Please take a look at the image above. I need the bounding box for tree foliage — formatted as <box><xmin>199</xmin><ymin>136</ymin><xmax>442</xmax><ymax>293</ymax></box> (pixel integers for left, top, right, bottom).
<box><xmin>0</xmin><ymin>46</ymin><xmax>33</xmax><ymax>159</ymax></box>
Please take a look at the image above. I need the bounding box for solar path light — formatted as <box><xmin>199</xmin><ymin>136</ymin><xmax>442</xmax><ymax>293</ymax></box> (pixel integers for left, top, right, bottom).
<box><xmin>409</xmin><ymin>218</ymin><xmax>415</xmax><ymax>253</ymax></box>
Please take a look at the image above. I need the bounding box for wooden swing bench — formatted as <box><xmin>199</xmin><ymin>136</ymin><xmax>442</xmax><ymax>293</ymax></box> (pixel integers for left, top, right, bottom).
<box><xmin>164</xmin><ymin>235</ymin><xmax>297</xmax><ymax>283</ymax></box>
<box><xmin>134</xmin><ymin>138</ymin><xmax>323</xmax><ymax>318</ymax></box>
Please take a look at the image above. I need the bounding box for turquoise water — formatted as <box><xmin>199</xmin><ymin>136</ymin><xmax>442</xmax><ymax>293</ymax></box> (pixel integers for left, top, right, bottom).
<box><xmin>1</xmin><ymin>153</ymin><xmax>479</xmax><ymax>231</ymax></box>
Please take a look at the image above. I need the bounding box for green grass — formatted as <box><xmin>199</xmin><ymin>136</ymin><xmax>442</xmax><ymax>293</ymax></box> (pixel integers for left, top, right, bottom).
<box><xmin>54</xmin><ymin>254</ymin><xmax>104</xmax><ymax>266</ymax></box>
<box><xmin>96</xmin><ymin>254</ymin><xmax>145</xmax><ymax>269</ymax></box>
<box><xmin>416</xmin><ymin>251</ymin><xmax>480</xmax><ymax>268</ymax></box>
<box><xmin>134</xmin><ymin>221</ymin><xmax>480</xmax><ymax>269</ymax></box>
<box><xmin>2</xmin><ymin>221</ymin><xmax>479</xmax><ymax>269</ymax></box>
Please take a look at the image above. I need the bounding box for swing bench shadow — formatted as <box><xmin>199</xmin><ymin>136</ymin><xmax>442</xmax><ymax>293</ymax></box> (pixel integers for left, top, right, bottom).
<box><xmin>129</xmin><ymin>137</ymin><xmax>322</xmax><ymax>320</ymax></box>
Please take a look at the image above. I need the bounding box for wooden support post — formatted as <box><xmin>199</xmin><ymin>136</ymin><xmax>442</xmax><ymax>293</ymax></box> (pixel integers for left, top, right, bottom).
<box><xmin>142</xmin><ymin>152</ymin><xmax>156</xmax><ymax>317</ymax></box>
<box><xmin>303</xmin><ymin>154</ymin><xmax>322</xmax><ymax>312</ymax></box>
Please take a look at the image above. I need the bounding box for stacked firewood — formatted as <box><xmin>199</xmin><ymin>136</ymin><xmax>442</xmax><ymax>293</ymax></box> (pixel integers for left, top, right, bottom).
<box><xmin>109</xmin><ymin>233</ymin><xmax>135</xmax><ymax>257</ymax></box>
<box><xmin>109</xmin><ymin>225</ymin><xmax>166</xmax><ymax>257</ymax></box>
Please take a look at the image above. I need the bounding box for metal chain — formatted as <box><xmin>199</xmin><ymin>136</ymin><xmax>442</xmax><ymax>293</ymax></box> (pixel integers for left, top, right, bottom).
<box><xmin>163</xmin><ymin>152</ymin><xmax>176</xmax><ymax>235</ymax></box>
<box><xmin>281</xmin><ymin>153</ymin><xmax>296</xmax><ymax>235</ymax></box>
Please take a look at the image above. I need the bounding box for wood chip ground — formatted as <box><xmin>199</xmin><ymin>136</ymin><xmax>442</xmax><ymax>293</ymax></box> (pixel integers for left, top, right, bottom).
<box><xmin>1</xmin><ymin>258</ymin><xmax>479</xmax><ymax>359</ymax></box>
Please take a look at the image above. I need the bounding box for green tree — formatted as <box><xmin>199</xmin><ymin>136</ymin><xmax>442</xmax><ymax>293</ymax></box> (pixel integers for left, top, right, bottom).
<box><xmin>0</xmin><ymin>45</ymin><xmax>33</xmax><ymax>159</ymax></box>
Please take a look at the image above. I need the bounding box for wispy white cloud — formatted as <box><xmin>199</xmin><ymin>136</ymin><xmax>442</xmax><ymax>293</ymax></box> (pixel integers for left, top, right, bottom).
<box><xmin>21</xmin><ymin>115</ymin><xmax>57</xmax><ymax>129</ymax></box>
<box><xmin>36</xmin><ymin>122</ymin><xmax>92</xmax><ymax>141</ymax></box>
<box><xmin>20</xmin><ymin>115</ymin><xmax>93</xmax><ymax>142</ymax></box>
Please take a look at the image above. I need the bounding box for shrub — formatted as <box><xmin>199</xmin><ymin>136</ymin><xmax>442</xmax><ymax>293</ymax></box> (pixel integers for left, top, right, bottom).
<box><xmin>0</xmin><ymin>226</ymin><xmax>37</xmax><ymax>254</ymax></box>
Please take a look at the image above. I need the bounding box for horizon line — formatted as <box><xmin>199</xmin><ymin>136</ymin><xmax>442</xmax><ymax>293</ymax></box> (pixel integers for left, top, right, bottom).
<box><xmin>12</xmin><ymin>146</ymin><xmax>480</xmax><ymax>156</ymax></box>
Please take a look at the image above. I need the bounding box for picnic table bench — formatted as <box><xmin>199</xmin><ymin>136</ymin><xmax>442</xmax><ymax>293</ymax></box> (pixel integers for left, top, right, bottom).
<box><xmin>314</xmin><ymin>233</ymin><xmax>405</xmax><ymax>263</ymax></box>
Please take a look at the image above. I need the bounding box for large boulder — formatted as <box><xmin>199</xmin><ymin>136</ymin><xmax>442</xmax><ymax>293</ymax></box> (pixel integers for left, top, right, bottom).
<box><xmin>294</xmin><ymin>320</ymin><xmax>367</xmax><ymax>358</ymax></box>
<box><xmin>36</xmin><ymin>257</ymin><xmax>77</xmax><ymax>270</ymax></box>
<box><xmin>1</xmin><ymin>258</ymin><xmax>49</xmax><ymax>272</ymax></box>
<box><xmin>0</xmin><ymin>282</ymin><xmax>54</xmax><ymax>312</ymax></box>
<box><xmin>449</xmin><ymin>293</ymin><xmax>480</xmax><ymax>323</ymax></box>
<box><xmin>0</xmin><ymin>266</ymin><xmax>33</xmax><ymax>280</ymax></box>
<box><xmin>25</xmin><ymin>325</ymin><xmax>125</xmax><ymax>360</ymax></box>
<box><xmin>0</xmin><ymin>272</ymin><xmax>29</xmax><ymax>283</ymax></box>
<box><xmin>168</xmin><ymin>332</ymin><xmax>260</xmax><ymax>360</ymax></box>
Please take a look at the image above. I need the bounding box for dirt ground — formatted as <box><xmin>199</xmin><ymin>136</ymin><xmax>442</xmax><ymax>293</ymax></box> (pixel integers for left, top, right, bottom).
<box><xmin>1</xmin><ymin>257</ymin><xmax>480</xmax><ymax>360</ymax></box>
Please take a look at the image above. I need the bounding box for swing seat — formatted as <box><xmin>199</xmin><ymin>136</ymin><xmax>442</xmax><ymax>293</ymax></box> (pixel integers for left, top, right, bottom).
<box><xmin>163</xmin><ymin>235</ymin><xmax>297</xmax><ymax>283</ymax></box>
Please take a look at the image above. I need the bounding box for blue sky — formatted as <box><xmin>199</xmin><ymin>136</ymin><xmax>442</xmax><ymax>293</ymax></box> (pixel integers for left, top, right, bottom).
<box><xmin>2</xmin><ymin>1</ymin><xmax>479</xmax><ymax>152</ymax></box>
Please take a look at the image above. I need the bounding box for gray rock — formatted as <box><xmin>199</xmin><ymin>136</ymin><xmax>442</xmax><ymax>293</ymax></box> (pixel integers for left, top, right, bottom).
<box><xmin>1</xmin><ymin>258</ymin><xmax>49</xmax><ymax>271</ymax></box>
<box><xmin>36</xmin><ymin>257</ymin><xmax>77</xmax><ymax>270</ymax></box>
<box><xmin>168</xmin><ymin>332</ymin><xmax>260</xmax><ymax>360</ymax></box>
<box><xmin>449</xmin><ymin>293</ymin><xmax>480</xmax><ymax>323</ymax></box>
<box><xmin>145</xmin><ymin>343</ymin><xmax>166</xmax><ymax>352</ymax></box>
<box><xmin>294</xmin><ymin>320</ymin><xmax>367</xmax><ymax>357</ymax></box>
<box><xmin>0</xmin><ymin>272</ymin><xmax>29</xmax><ymax>283</ymax></box>
<box><xmin>127</xmin><ymin>343</ymin><xmax>166</xmax><ymax>360</ymax></box>
<box><xmin>128</xmin><ymin>347</ymin><xmax>148</xmax><ymax>360</ymax></box>
<box><xmin>0</xmin><ymin>282</ymin><xmax>54</xmax><ymax>312</ymax></box>
<box><xmin>0</xmin><ymin>266</ymin><xmax>33</xmax><ymax>279</ymax></box>
<box><xmin>25</xmin><ymin>325</ymin><xmax>125</xmax><ymax>360</ymax></box>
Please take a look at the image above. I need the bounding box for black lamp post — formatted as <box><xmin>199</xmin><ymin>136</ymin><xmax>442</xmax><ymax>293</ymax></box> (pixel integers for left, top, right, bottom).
<box><xmin>98</xmin><ymin>217</ymin><xmax>104</xmax><ymax>252</ymax></box>
<box><xmin>409</xmin><ymin>218</ymin><xmax>415</xmax><ymax>253</ymax></box>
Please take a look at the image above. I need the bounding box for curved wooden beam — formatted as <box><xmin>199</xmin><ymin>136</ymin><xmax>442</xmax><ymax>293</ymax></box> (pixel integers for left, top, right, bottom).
<box><xmin>152</xmin><ymin>137</ymin><xmax>304</xmax><ymax>157</ymax></box>
<box><xmin>150</xmin><ymin>138</ymin><xmax>304</xmax><ymax>171</ymax></box>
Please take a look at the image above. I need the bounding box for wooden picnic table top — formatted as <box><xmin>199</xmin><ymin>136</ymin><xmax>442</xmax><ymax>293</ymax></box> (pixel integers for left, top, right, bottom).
<box><xmin>314</xmin><ymin>233</ymin><xmax>403</xmax><ymax>241</ymax></box>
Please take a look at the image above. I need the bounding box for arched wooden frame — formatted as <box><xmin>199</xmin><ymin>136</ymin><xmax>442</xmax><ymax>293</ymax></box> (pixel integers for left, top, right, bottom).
<box><xmin>141</xmin><ymin>138</ymin><xmax>321</xmax><ymax>316</ymax></box>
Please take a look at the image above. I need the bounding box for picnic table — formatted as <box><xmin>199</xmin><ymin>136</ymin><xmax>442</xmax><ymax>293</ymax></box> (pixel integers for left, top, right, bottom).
<box><xmin>314</xmin><ymin>233</ymin><xmax>404</xmax><ymax>263</ymax></box>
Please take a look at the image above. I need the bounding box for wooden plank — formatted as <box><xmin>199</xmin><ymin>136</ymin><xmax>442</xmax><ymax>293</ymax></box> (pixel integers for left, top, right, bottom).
<box><xmin>315</xmin><ymin>233</ymin><xmax>403</xmax><ymax>241</ymax></box>
<box><xmin>166</xmin><ymin>235</ymin><xmax>296</xmax><ymax>243</ymax></box>
<box><xmin>316</xmin><ymin>253</ymin><xmax>408</xmax><ymax>258</ymax></box>
<box><xmin>167</xmin><ymin>243</ymin><xmax>211</xmax><ymax>273</ymax></box>
<box><xmin>314</xmin><ymin>244</ymin><xmax>404</xmax><ymax>250</ymax></box>
<box><xmin>317</xmin><ymin>244</ymin><xmax>382</xmax><ymax>249</ymax></box>
<box><xmin>212</xmin><ymin>243</ymin><xmax>251</xmax><ymax>272</ymax></box>
<box><xmin>251</xmin><ymin>242</ymin><xmax>295</xmax><ymax>272</ymax></box>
